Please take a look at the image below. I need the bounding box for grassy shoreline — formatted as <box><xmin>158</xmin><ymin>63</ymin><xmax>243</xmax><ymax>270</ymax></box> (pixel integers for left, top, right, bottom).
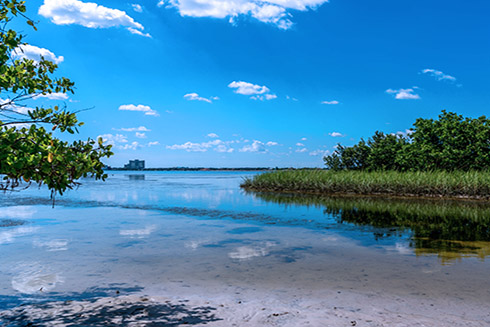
<box><xmin>240</xmin><ymin>170</ymin><xmax>490</xmax><ymax>200</ymax></box>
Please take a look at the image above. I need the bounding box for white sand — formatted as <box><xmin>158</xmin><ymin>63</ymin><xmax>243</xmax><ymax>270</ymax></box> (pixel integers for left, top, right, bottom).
<box><xmin>1</xmin><ymin>287</ymin><xmax>489</xmax><ymax>326</ymax></box>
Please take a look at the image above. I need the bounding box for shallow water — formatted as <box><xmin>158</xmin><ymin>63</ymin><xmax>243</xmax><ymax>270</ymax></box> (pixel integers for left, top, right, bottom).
<box><xmin>1</xmin><ymin>171</ymin><xmax>489</xmax><ymax>324</ymax></box>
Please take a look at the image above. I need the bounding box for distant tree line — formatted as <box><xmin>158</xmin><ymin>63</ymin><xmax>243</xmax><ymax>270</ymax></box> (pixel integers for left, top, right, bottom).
<box><xmin>324</xmin><ymin>110</ymin><xmax>490</xmax><ymax>171</ymax></box>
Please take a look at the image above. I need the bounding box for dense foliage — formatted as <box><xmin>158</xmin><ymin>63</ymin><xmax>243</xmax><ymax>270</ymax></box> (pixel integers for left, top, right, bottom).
<box><xmin>0</xmin><ymin>0</ymin><xmax>112</xmax><ymax>196</ymax></box>
<box><xmin>324</xmin><ymin>110</ymin><xmax>490</xmax><ymax>171</ymax></box>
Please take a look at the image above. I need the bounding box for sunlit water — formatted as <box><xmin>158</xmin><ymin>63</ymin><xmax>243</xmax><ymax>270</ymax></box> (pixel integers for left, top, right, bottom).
<box><xmin>1</xmin><ymin>171</ymin><xmax>489</xmax><ymax>322</ymax></box>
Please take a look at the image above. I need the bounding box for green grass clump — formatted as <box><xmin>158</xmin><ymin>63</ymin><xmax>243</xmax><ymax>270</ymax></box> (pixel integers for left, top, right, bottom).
<box><xmin>241</xmin><ymin>170</ymin><xmax>490</xmax><ymax>199</ymax></box>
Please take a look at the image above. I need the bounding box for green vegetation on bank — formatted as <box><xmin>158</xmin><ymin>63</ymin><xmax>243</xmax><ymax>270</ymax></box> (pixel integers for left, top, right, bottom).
<box><xmin>242</xmin><ymin>111</ymin><xmax>490</xmax><ymax>199</ymax></box>
<box><xmin>241</xmin><ymin>170</ymin><xmax>490</xmax><ymax>199</ymax></box>
<box><xmin>324</xmin><ymin>110</ymin><xmax>490</xmax><ymax>171</ymax></box>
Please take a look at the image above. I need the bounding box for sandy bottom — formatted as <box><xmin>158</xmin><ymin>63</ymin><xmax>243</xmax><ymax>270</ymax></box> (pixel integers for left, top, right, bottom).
<box><xmin>1</xmin><ymin>205</ymin><xmax>490</xmax><ymax>326</ymax></box>
<box><xmin>1</xmin><ymin>287</ymin><xmax>489</xmax><ymax>327</ymax></box>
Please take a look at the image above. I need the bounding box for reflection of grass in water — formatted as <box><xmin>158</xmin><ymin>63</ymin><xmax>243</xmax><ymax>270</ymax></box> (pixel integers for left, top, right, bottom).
<box><xmin>251</xmin><ymin>192</ymin><xmax>490</xmax><ymax>262</ymax></box>
<box><xmin>0</xmin><ymin>219</ymin><xmax>26</xmax><ymax>227</ymax></box>
<box><xmin>414</xmin><ymin>239</ymin><xmax>490</xmax><ymax>265</ymax></box>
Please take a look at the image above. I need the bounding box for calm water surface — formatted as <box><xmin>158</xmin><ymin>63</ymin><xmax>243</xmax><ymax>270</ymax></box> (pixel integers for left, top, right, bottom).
<box><xmin>1</xmin><ymin>171</ymin><xmax>489</xmax><ymax>312</ymax></box>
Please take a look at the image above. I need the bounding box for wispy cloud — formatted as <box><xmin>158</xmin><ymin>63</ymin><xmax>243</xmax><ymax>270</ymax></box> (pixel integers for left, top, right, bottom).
<box><xmin>207</xmin><ymin>133</ymin><xmax>219</xmax><ymax>138</ymax></box>
<box><xmin>250</xmin><ymin>94</ymin><xmax>278</xmax><ymax>101</ymax></box>
<box><xmin>98</xmin><ymin>133</ymin><xmax>128</xmax><ymax>146</ymax></box>
<box><xmin>118</xmin><ymin>141</ymin><xmax>141</xmax><ymax>150</ymax></box>
<box><xmin>127</xmin><ymin>27</ymin><xmax>152</xmax><ymax>38</ymax></box>
<box><xmin>329</xmin><ymin>132</ymin><xmax>344</xmax><ymax>137</ymax></box>
<box><xmin>309</xmin><ymin>149</ymin><xmax>330</xmax><ymax>156</ymax></box>
<box><xmin>421</xmin><ymin>69</ymin><xmax>458</xmax><ymax>83</ymax></box>
<box><xmin>321</xmin><ymin>100</ymin><xmax>339</xmax><ymax>105</ymax></box>
<box><xmin>167</xmin><ymin>137</ymin><xmax>276</xmax><ymax>154</ymax></box>
<box><xmin>386</xmin><ymin>88</ymin><xmax>420</xmax><ymax>100</ymax></box>
<box><xmin>39</xmin><ymin>0</ymin><xmax>150</xmax><ymax>37</ymax></box>
<box><xmin>167</xmin><ymin>142</ymin><xmax>207</xmax><ymax>152</ymax></box>
<box><xmin>184</xmin><ymin>93</ymin><xmax>219</xmax><ymax>103</ymax></box>
<box><xmin>157</xmin><ymin>0</ymin><xmax>330</xmax><ymax>30</ymax></box>
<box><xmin>216</xmin><ymin>144</ymin><xmax>234</xmax><ymax>153</ymax></box>
<box><xmin>119</xmin><ymin>104</ymin><xmax>159</xmax><ymax>116</ymax></box>
<box><xmin>35</xmin><ymin>92</ymin><xmax>69</xmax><ymax>100</ymax></box>
<box><xmin>114</xmin><ymin>126</ymin><xmax>151</xmax><ymax>132</ymax></box>
<box><xmin>166</xmin><ymin>139</ymin><xmax>232</xmax><ymax>153</ymax></box>
<box><xmin>135</xmin><ymin>132</ymin><xmax>146</xmax><ymax>138</ymax></box>
<box><xmin>132</xmin><ymin>4</ymin><xmax>142</xmax><ymax>12</ymax></box>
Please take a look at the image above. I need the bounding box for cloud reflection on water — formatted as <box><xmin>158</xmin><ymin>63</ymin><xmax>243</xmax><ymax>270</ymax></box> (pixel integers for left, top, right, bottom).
<box><xmin>228</xmin><ymin>242</ymin><xmax>276</xmax><ymax>261</ymax></box>
<box><xmin>0</xmin><ymin>206</ymin><xmax>36</xmax><ymax>219</ymax></box>
<box><xmin>33</xmin><ymin>239</ymin><xmax>69</xmax><ymax>252</ymax></box>
<box><xmin>0</xmin><ymin>226</ymin><xmax>39</xmax><ymax>245</ymax></box>
<box><xmin>11</xmin><ymin>263</ymin><xmax>63</xmax><ymax>294</ymax></box>
<box><xmin>119</xmin><ymin>225</ymin><xmax>157</xmax><ymax>238</ymax></box>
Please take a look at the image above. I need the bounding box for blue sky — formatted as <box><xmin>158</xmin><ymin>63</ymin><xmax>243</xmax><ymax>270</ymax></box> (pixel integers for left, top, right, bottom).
<box><xmin>12</xmin><ymin>0</ymin><xmax>490</xmax><ymax>167</ymax></box>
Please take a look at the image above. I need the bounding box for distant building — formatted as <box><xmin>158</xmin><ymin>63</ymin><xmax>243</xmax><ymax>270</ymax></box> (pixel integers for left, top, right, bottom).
<box><xmin>124</xmin><ymin>159</ymin><xmax>145</xmax><ymax>170</ymax></box>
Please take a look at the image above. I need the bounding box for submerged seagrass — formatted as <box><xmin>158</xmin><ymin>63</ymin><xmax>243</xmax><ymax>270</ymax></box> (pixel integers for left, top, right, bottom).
<box><xmin>241</xmin><ymin>169</ymin><xmax>490</xmax><ymax>199</ymax></box>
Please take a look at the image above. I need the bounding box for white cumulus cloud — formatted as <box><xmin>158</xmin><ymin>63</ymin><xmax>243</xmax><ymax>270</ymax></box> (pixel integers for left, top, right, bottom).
<box><xmin>119</xmin><ymin>104</ymin><xmax>159</xmax><ymax>116</ymax></box>
<box><xmin>386</xmin><ymin>88</ymin><xmax>420</xmax><ymax>100</ymax></box>
<box><xmin>229</xmin><ymin>81</ymin><xmax>276</xmax><ymax>100</ymax></box>
<box><xmin>239</xmin><ymin>140</ymin><xmax>267</xmax><ymax>153</ymax></box>
<box><xmin>13</xmin><ymin>44</ymin><xmax>64</xmax><ymax>64</ymax></box>
<box><xmin>228</xmin><ymin>81</ymin><xmax>269</xmax><ymax>95</ymax></box>
<box><xmin>329</xmin><ymin>132</ymin><xmax>344</xmax><ymax>137</ymax></box>
<box><xmin>207</xmin><ymin>133</ymin><xmax>219</xmax><ymax>138</ymax></box>
<box><xmin>39</xmin><ymin>0</ymin><xmax>150</xmax><ymax>37</ymax></box>
<box><xmin>158</xmin><ymin>0</ymin><xmax>329</xmax><ymax>29</ymax></box>
<box><xmin>266</xmin><ymin>141</ymin><xmax>278</xmax><ymax>146</ymax></box>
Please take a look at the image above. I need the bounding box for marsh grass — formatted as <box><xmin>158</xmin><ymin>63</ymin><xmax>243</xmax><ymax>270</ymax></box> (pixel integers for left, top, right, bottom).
<box><xmin>241</xmin><ymin>170</ymin><xmax>490</xmax><ymax>199</ymax></box>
